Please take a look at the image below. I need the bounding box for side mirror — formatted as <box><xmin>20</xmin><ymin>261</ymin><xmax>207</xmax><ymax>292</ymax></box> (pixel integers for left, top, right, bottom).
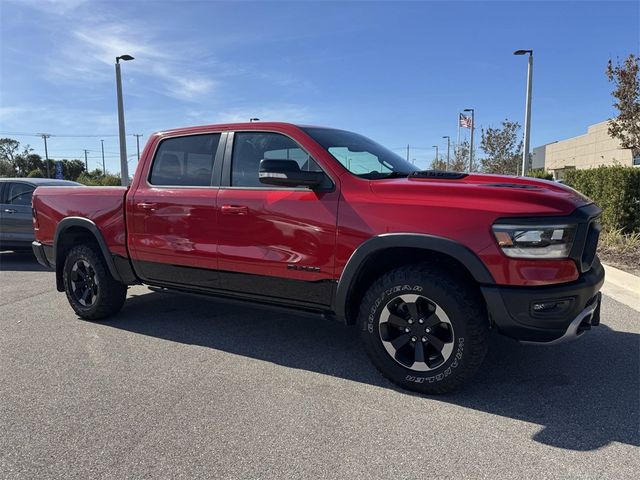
<box><xmin>258</xmin><ymin>159</ymin><xmax>324</xmax><ymax>188</ymax></box>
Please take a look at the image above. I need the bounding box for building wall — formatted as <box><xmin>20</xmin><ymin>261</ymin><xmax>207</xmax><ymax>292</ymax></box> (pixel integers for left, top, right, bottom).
<box><xmin>531</xmin><ymin>144</ymin><xmax>547</xmax><ymax>170</ymax></box>
<box><xmin>537</xmin><ymin>121</ymin><xmax>634</xmax><ymax>178</ymax></box>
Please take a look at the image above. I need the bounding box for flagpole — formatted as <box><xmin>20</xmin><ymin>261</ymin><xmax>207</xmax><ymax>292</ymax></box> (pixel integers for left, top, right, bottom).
<box><xmin>464</xmin><ymin>108</ymin><xmax>475</xmax><ymax>172</ymax></box>
<box><xmin>456</xmin><ymin>113</ymin><xmax>461</xmax><ymax>149</ymax></box>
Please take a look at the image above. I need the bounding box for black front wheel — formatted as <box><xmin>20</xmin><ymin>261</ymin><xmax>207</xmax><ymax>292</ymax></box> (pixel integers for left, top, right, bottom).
<box><xmin>63</xmin><ymin>244</ymin><xmax>127</xmax><ymax>320</ymax></box>
<box><xmin>359</xmin><ymin>265</ymin><xmax>489</xmax><ymax>394</ymax></box>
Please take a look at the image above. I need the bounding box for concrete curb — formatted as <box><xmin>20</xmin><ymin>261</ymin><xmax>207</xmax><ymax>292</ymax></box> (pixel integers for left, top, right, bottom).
<box><xmin>602</xmin><ymin>263</ymin><xmax>640</xmax><ymax>312</ymax></box>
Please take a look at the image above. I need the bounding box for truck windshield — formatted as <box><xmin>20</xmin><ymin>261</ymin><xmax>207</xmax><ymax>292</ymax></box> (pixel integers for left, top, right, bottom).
<box><xmin>302</xmin><ymin>127</ymin><xmax>416</xmax><ymax>179</ymax></box>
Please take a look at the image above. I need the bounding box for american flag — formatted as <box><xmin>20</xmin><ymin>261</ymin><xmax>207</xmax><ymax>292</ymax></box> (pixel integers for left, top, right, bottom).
<box><xmin>459</xmin><ymin>113</ymin><xmax>473</xmax><ymax>129</ymax></box>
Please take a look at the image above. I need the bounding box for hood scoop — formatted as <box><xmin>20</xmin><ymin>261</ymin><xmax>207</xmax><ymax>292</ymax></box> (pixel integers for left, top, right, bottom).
<box><xmin>409</xmin><ymin>170</ymin><xmax>468</xmax><ymax>180</ymax></box>
<box><xmin>484</xmin><ymin>183</ymin><xmax>541</xmax><ymax>189</ymax></box>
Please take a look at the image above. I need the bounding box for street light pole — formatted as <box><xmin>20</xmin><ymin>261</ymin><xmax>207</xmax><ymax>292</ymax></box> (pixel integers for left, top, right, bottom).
<box><xmin>464</xmin><ymin>108</ymin><xmax>475</xmax><ymax>172</ymax></box>
<box><xmin>514</xmin><ymin>49</ymin><xmax>533</xmax><ymax>176</ymax></box>
<box><xmin>432</xmin><ymin>145</ymin><xmax>439</xmax><ymax>166</ymax></box>
<box><xmin>115</xmin><ymin>54</ymin><xmax>134</xmax><ymax>186</ymax></box>
<box><xmin>83</xmin><ymin>149</ymin><xmax>89</xmax><ymax>171</ymax></box>
<box><xmin>442</xmin><ymin>136</ymin><xmax>450</xmax><ymax>170</ymax></box>
<box><xmin>100</xmin><ymin>139</ymin><xmax>105</xmax><ymax>175</ymax></box>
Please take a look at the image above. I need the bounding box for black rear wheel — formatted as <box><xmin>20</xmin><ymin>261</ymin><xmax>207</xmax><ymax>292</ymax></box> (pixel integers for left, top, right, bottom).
<box><xmin>359</xmin><ymin>264</ymin><xmax>489</xmax><ymax>394</ymax></box>
<box><xmin>63</xmin><ymin>244</ymin><xmax>127</xmax><ymax>320</ymax></box>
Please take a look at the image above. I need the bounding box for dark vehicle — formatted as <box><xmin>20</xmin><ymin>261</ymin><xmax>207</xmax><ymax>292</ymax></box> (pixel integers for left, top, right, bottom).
<box><xmin>31</xmin><ymin>123</ymin><xmax>604</xmax><ymax>394</ymax></box>
<box><xmin>0</xmin><ymin>178</ymin><xmax>80</xmax><ymax>250</ymax></box>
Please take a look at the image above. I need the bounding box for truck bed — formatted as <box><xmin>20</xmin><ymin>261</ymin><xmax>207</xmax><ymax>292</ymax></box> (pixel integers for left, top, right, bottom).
<box><xmin>32</xmin><ymin>186</ymin><xmax>129</xmax><ymax>258</ymax></box>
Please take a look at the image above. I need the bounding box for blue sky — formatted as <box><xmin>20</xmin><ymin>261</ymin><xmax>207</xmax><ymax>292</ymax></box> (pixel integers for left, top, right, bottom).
<box><xmin>1</xmin><ymin>0</ymin><xmax>638</xmax><ymax>173</ymax></box>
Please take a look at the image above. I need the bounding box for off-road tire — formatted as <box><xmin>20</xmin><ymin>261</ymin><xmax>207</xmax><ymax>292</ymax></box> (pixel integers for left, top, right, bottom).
<box><xmin>63</xmin><ymin>243</ymin><xmax>127</xmax><ymax>320</ymax></box>
<box><xmin>359</xmin><ymin>264</ymin><xmax>489</xmax><ymax>394</ymax></box>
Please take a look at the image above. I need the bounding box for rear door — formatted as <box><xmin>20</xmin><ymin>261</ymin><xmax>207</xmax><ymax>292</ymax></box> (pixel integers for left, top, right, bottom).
<box><xmin>0</xmin><ymin>181</ymin><xmax>35</xmax><ymax>247</ymax></box>
<box><xmin>128</xmin><ymin>132</ymin><xmax>225</xmax><ymax>287</ymax></box>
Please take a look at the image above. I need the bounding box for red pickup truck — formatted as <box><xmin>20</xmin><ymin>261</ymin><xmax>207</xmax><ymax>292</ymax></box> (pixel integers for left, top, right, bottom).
<box><xmin>31</xmin><ymin>122</ymin><xmax>604</xmax><ymax>393</ymax></box>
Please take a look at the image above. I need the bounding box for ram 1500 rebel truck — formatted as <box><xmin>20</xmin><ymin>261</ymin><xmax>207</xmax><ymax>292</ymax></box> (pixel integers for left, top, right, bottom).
<box><xmin>31</xmin><ymin>122</ymin><xmax>604</xmax><ymax>393</ymax></box>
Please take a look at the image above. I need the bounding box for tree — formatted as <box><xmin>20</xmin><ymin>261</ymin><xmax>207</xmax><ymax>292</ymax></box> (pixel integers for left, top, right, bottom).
<box><xmin>59</xmin><ymin>159</ymin><xmax>86</xmax><ymax>181</ymax></box>
<box><xmin>448</xmin><ymin>140</ymin><xmax>479</xmax><ymax>172</ymax></box>
<box><xmin>431</xmin><ymin>155</ymin><xmax>447</xmax><ymax>170</ymax></box>
<box><xmin>606</xmin><ymin>54</ymin><xmax>640</xmax><ymax>157</ymax></box>
<box><xmin>15</xmin><ymin>153</ymin><xmax>44</xmax><ymax>177</ymax></box>
<box><xmin>480</xmin><ymin>119</ymin><xmax>522</xmax><ymax>175</ymax></box>
<box><xmin>0</xmin><ymin>138</ymin><xmax>22</xmax><ymax>176</ymax></box>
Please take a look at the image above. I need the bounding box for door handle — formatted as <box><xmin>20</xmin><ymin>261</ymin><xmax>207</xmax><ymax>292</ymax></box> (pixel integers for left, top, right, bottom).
<box><xmin>136</xmin><ymin>202</ymin><xmax>158</xmax><ymax>211</ymax></box>
<box><xmin>220</xmin><ymin>205</ymin><xmax>249</xmax><ymax>215</ymax></box>
<box><xmin>3</xmin><ymin>208</ymin><xmax>17</xmax><ymax>214</ymax></box>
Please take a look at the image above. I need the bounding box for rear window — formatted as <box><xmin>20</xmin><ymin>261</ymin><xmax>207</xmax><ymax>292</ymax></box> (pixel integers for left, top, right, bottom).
<box><xmin>149</xmin><ymin>134</ymin><xmax>221</xmax><ymax>186</ymax></box>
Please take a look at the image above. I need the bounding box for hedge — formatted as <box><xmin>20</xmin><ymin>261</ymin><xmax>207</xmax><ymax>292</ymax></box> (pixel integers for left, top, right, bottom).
<box><xmin>564</xmin><ymin>165</ymin><xmax>640</xmax><ymax>233</ymax></box>
<box><xmin>527</xmin><ymin>169</ymin><xmax>553</xmax><ymax>180</ymax></box>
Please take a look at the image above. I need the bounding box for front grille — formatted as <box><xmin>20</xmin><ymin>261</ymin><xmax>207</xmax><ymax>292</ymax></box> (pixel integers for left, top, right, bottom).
<box><xmin>580</xmin><ymin>219</ymin><xmax>600</xmax><ymax>272</ymax></box>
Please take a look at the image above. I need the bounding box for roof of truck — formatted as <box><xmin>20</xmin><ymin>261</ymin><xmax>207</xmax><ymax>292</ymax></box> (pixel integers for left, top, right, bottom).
<box><xmin>154</xmin><ymin>122</ymin><xmax>328</xmax><ymax>137</ymax></box>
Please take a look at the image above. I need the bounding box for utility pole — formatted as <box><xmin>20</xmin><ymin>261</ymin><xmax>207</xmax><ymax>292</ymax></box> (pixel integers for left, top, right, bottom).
<box><xmin>40</xmin><ymin>134</ymin><xmax>51</xmax><ymax>178</ymax></box>
<box><xmin>83</xmin><ymin>149</ymin><xmax>89</xmax><ymax>172</ymax></box>
<box><xmin>406</xmin><ymin>144</ymin><xmax>410</xmax><ymax>162</ymax></box>
<box><xmin>101</xmin><ymin>139</ymin><xmax>105</xmax><ymax>175</ymax></box>
<box><xmin>443</xmin><ymin>136</ymin><xmax>451</xmax><ymax>170</ymax></box>
<box><xmin>464</xmin><ymin>108</ymin><xmax>475</xmax><ymax>172</ymax></box>
<box><xmin>132</xmin><ymin>134</ymin><xmax>143</xmax><ymax>161</ymax></box>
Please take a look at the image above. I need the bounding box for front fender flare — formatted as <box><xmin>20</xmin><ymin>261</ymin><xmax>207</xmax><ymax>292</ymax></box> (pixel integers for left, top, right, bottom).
<box><xmin>332</xmin><ymin>233</ymin><xmax>495</xmax><ymax>323</ymax></box>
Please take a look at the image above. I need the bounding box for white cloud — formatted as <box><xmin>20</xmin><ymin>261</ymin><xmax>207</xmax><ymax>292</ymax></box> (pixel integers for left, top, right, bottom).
<box><xmin>44</xmin><ymin>17</ymin><xmax>216</xmax><ymax>102</ymax></box>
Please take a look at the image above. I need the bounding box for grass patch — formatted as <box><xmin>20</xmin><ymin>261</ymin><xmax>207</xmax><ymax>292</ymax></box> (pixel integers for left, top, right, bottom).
<box><xmin>598</xmin><ymin>228</ymin><xmax>640</xmax><ymax>276</ymax></box>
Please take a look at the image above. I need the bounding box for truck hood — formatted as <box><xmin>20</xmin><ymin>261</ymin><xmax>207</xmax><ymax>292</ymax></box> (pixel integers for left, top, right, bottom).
<box><xmin>369</xmin><ymin>173</ymin><xmax>591</xmax><ymax>217</ymax></box>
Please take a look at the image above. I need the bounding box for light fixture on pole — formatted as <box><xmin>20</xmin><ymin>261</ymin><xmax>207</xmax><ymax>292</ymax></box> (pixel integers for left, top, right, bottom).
<box><xmin>442</xmin><ymin>136</ymin><xmax>451</xmax><ymax>171</ymax></box>
<box><xmin>115</xmin><ymin>54</ymin><xmax>134</xmax><ymax>186</ymax></box>
<box><xmin>249</xmin><ymin>118</ymin><xmax>260</xmax><ymax>122</ymax></box>
<box><xmin>514</xmin><ymin>49</ymin><xmax>533</xmax><ymax>176</ymax></box>
<box><xmin>463</xmin><ymin>108</ymin><xmax>475</xmax><ymax>172</ymax></box>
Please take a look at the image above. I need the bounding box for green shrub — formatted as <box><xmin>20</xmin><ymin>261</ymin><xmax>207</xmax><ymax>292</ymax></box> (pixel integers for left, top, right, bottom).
<box><xmin>27</xmin><ymin>169</ymin><xmax>44</xmax><ymax>178</ymax></box>
<box><xmin>76</xmin><ymin>172</ymin><xmax>122</xmax><ymax>186</ymax></box>
<box><xmin>564</xmin><ymin>166</ymin><xmax>640</xmax><ymax>233</ymax></box>
<box><xmin>527</xmin><ymin>169</ymin><xmax>554</xmax><ymax>180</ymax></box>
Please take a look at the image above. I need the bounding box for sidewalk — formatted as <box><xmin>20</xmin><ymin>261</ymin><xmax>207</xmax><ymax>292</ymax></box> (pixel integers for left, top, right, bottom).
<box><xmin>602</xmin><ymin>263</ymin><xmax>640</xmax><ymax>312</ymax></box>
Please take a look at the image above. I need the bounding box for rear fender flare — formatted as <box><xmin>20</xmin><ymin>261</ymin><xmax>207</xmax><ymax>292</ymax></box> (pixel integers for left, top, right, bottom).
<box><xmin>53</xmin><ymin>217</ymin><xmax>123</xmax><ymax>291</ymax></box>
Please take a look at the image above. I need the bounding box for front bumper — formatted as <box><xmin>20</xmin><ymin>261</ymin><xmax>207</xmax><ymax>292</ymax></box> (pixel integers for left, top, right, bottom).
<box><xmin>32</xmin><ymin>241</ymin><xmax>54</xmax><ymax>269</ymax></box>
<box><xmin>481</xmin><ymin>258</ymin><xmax>605</xmax><ymax>344</ymax></box>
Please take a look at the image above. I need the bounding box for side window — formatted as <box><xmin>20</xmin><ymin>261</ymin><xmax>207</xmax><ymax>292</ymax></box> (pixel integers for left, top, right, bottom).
<box><xmin>6</xmin><ymin>183</ymin><xmax>35</xmax><ymax>206</ymax></box>
<box><xmin>232</xmin><ymin>132</ymin><xmax>322</xmax><ymax>188</ymax></box>
<box><xmin>149</xmin><ymin>133</ymin><xmax>221</xmax><ymax>186</ymax></box>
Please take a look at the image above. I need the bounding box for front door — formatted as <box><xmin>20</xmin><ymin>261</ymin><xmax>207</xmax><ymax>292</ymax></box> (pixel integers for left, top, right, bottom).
<box><xmin>128</xmin><ymin>132</ymin><xmax>225</xmax><ymax>288</ymax></box>
<box><xmin>216</xmin><ymin>131</ymin><xmax>339</xmax><ymax>307</ymax></box>
<box><xmin>0</xmin><ymin>182</ymin><xmax>35</xmax><ymax>247</ymax></box>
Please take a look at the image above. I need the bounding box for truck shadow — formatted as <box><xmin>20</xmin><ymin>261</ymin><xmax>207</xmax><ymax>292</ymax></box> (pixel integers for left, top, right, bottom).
<box><xmin>107</xmin><ymin>288</ymin><xmax>638</xmax><ymax>452</ymax></box>
<box><xmin>0</xmin><ymin>251</ymin><xmax>46</xmax><ymax>272</ymax></box>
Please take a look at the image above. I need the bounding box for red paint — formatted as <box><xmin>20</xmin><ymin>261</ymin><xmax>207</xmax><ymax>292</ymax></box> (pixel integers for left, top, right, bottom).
<box><xmin>32</xmin><ymin>122</ymin><xmax>591</xmax><ymax>287</ymax></box>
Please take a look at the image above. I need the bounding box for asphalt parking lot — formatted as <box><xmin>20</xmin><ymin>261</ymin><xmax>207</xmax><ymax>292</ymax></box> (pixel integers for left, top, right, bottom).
<box><xmin>1</xmin><ymin>251</ymin><xmax>638</xmax><ymax>479</ymax></box>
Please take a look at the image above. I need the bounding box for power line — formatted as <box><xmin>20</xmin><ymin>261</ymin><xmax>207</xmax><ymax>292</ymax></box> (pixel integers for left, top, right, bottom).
<box><xmin>0</xmin><ymin>131</ymin><xmax>120</xmax><ymax>138</ymax></box>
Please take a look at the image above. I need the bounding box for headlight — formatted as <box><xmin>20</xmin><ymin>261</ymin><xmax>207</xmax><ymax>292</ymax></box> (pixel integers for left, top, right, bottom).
<box><xmin>492</xmin><ymin>224</ymin><xmax>577</xmax><ymax>259</ymax></box>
